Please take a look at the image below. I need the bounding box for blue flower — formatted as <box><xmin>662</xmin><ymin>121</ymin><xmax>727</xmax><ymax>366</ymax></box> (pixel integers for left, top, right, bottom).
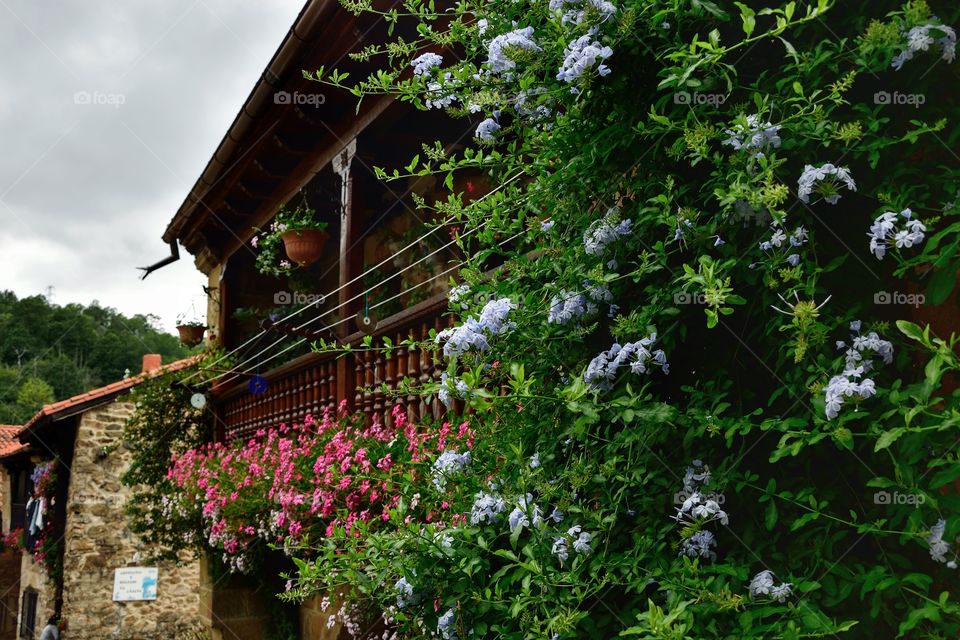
<box><xmin>584</xmin><ymin>334</ymin><xmax>668</xmax><ymax>389</ymax></box>
<box><xmin>722</xmin><ymin>114</ymin><xmax>782</xmax><ymax>152</ymax></box>
<box><xmin>432</xmin><ymin>450</ymin><xmax>472</xmax><ymax>491</ymax></box>
<box><xmin>437</xmin><ymin>298</ymin><xmax>515</xmax><ymax>358</ymax></box>
<box><xmin>476</xmin><ymin>117</ymin><xmax>501</xmax><ymax>141</ymax></box>
<box><xmin>557</xmin><ymin>33</ymin><xmax>613</xmax><ymax>83</ymax></box>
<box><xmin>470</xmin><ymin>491</ymin><xmax>506</xmax><ymax>524</ymax></box>
<box><xmin>583</xmin><ymin>210</ymin><xmax>632</xmax><ymax>256</ymax></box>
<box><xmin>438</xmin><ymin>608</ymin><xmax>458</xmax><ymax>640</ymax></box>
<box><xmin>411</xmin><ymin>52</ymin><xmax>443</xmax><ymax>76</ymax></box>
<box><xmin>797</xmin><ymin>163</ymin><xmax>856</xmax><ymax>204</ymax></box>
<box><xmin>486</xmin><ymin>27</ymin><xmax>541</xmax><ymax>74</ymax></box>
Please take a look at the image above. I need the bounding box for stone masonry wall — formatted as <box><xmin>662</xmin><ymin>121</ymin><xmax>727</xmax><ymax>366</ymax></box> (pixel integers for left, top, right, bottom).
<box><xmin>17</xmin><ymin>553</ymin><xmax>55</xmax><ymax>638</ymax></box>
<box><xmin>61</xmin><ymin>401</ymin><xmax>203</xmax><ymax>639</ymax></box>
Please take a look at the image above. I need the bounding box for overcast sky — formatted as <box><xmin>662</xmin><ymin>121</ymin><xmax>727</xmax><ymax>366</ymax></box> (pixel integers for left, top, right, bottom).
<box><xmin>0</xmin><ymin>0</ymin><xmax>305</xmax><ymax>333</ymax></box>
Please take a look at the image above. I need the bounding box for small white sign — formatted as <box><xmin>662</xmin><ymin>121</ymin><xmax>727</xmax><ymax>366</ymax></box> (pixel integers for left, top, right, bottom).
<box><xmin>112</xmin><ymin>567</ymin><xmax>158</xmax><ymax>601</ymax></box>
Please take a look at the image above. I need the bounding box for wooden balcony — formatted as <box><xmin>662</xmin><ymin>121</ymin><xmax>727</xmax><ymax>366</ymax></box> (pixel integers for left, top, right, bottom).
<box><xmin>213</xmin><ymin>292</ymin><xmax>454</xmax><ymax>442</ymax></box>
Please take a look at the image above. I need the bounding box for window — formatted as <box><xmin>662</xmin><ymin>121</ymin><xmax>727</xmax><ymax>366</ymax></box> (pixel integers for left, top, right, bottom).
<box><xmin>10</xmin><ymin>469</ymin><xmax>30</xmax><ymax>531</ymax></box>
<box><xmin>18</xmin><ymin>589</ymin><xmax>36</xmax><ymax>640</ymax></box>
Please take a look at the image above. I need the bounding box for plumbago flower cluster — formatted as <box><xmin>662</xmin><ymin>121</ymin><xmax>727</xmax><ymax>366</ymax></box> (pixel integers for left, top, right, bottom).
<box><xmin>172</xmin><ymin>0</ymin><xmax>960</xmax><ymax>637</ymax></box>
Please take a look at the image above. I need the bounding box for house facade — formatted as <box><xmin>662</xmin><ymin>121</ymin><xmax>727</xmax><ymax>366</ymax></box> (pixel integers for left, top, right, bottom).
<box><xmin>156</xmin><ymin>0</ymin><xmax>488</xmax><ymax>636</ymax></box>
<box><xmin>0</xmin><ymin>356</ymin><xmax>203</xmax><ymax>640</ymax></box>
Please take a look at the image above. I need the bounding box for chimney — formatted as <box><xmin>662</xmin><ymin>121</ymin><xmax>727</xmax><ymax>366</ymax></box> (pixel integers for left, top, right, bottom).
<box><xmin>141</xmin><ymin>354</ymin><xmax>162</xmax><ymax>374</ymax></box>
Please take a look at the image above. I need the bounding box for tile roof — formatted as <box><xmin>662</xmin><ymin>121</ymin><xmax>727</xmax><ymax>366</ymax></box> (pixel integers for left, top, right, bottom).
<box><xmin>21</xmin><ymin>356</ymin><xmax>201</xmax><ymax>434</ymax></box>
<box><xmin>0</xmin><ymin>425</ymin><xmax>25</xmax><ymax>457</ymax></box>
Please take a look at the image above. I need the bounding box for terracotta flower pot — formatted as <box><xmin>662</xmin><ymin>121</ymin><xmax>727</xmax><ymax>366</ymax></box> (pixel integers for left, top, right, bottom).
<box><xmin>176</xmin><ymin>324</ymin><xmax>206</xmax><ymax>347</ymax></box>
<box><xmin>282</xmin><ymin>229</ymin><xmax>329</xmax><ymax>267</ymax></box>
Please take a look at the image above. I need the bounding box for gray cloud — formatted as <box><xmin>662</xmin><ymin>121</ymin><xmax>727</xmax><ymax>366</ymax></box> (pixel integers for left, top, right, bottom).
<box><xmin>0</xmin><ymin>0</ymin><xmax>305</xmax><ymax>332</ymax></box>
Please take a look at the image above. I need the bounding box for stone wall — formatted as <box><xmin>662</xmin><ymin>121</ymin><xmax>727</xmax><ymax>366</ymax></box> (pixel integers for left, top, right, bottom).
<box><xmin>17</xmin><ymin>553</ymin><xmax>55</xmax><ymax>638</ymax></box>
<box><xmin>0</xmin><ymin>466</ymin><xmax>9</xmax><ymax>535</ymax></box>
<box><xmin>61</xmin><ymin>401</ymin><xmax>203</xmax><ymax>639</ymax></box>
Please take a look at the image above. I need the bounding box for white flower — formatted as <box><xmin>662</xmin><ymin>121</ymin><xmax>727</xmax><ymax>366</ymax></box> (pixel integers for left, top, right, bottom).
<box><xmin>411</xmin><ymin>52</ymin><xmax>443</xmax><ymax>76</ymax></box>
<box><xmin>928</xmin><ymin>519</ymin><xmax>952</xmax><ymax>563</ymax></box>
<box><xmin>893</xmin><ymin>23</ymin><xmax>957</xmax><ymax>69</ymax></box>
<box><xmin>486</xmin><ymin>26</ymin><xmax>540</xmax><ymax>74</ymax></box>
<box><xmin>551</xmin><ymin>536</ymin><xmax>569</xmax><ymax>563</ymax></box>
<box><xmin>867</xmin><ymin>209</ymin><xmax>925</xmax><ymax>260</ymax></box>
<box><xmin>529</xmin><ymin>452</ymin><xmax>541</xmax><ymax>469</ymax></box>
<box><xmin>431</xmin><ymin>450</ymin><xmax>471</xmax><ymax>491</ymax></box>
<box><xmin>572</xmin><ymin>531</ymin><xmax>593</xmax><ymax>554</ymax></box>
<box><xmin>723</xmin><ymin>114</ymin><xmax>782</xmax><ymax>152</ymax></box>
<box><xmin>770</xmin><ymin>582</ymin><xmax>793</xmax><ymax>602</ymax></box>
<box><xmin>557</xmin><ymin>33</ymin><xmax>613</xmax><ymax>83</ymax></box>
<box><xmin>797</xmin><ymin>163</ymin><xmax>856</xmax><ymax>204</ymax></box>
<box><xmin>749</xmin><ymin>570</ymin><xmax>775</xmax><ymax>597</ymax></box>
<box><xmin>470</xmin><ymin>491</ymin><xmax>506</xmax><ymax>524</ymax></box>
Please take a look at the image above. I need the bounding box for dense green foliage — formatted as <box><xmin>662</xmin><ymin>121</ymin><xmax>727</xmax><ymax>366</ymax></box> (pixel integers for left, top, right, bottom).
<box><xmin>301</xmin><ymin>0</ymin><xmax>960</xmax><ymax>637</ymax></box>
<box><xmin>0</xmin><ymin>290</ymin><xmax>187</xmax><ymax>423</ymax></box>
<box><xmin>145</xmin><ymin>0</ymin><xmax>960</xmax><ymax>637</ymax></box>
<box><xmin>121</xmin><ymin>353</ymin><xmax>218</xmax><ymax>560</ymax></box>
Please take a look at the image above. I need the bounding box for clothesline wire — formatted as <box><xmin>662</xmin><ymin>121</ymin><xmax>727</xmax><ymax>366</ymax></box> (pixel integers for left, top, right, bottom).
<box><xmin>212</xmin><ymin>228</ymin><xmax>526</xmax><ymax>388</ymax></box>
<box><xmin>208</xmin><ymin>206</ymin><xmax>505</xmax><ymax>386</ymax></box>
<box><xmin>179</xmin><ymin>171</ymin><xmax>524</xmax><ymax>386</ymax></box>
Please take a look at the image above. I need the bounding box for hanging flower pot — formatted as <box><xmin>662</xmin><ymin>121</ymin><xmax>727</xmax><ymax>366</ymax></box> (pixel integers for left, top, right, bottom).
<box><xmin>252</xmin><ymin>205</ymin><xmax>330</xmax><ymax>275</ymax></box>
<box><xmin>281</xmin><ymin>228</ymin><xmax>330</xmax><ymax>267</ymax></box>
<box><xmin>176</xmin><ymin>323</ymin><xmax>206</xmax><ymax>347</ymax></box>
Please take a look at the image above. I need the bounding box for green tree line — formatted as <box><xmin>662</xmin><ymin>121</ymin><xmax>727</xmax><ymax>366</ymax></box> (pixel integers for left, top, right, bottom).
<box><xmin>0</xmin><ymin>290</ymin><xmax>188</xmax><ymax>424</ymax></box>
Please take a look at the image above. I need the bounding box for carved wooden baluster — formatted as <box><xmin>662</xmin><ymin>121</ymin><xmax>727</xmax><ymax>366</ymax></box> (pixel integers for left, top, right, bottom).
<box><xmin>418</xmin><ymin>321</ymin><xmax>433</xmax><ymax>419</ymax></box>
<box><xmin>373</xmin><ymin>348</ymin><xmax>386</xmax><ymax>425</ymax></box>
<box><xmin>353</xmin><ymin>352</ymin><xmax>364</xmax><ymax>413</ymax></box>
<box><xmin>406</xmin><ymin>325</ymin><xmax>421</xmax><ymax>422</ymax></box>
<box><xmin>286</xmin><ymin>375</ymin><xmax>296</xmax><ymax>424</ymax></box>
<box><xmin>362</xmin><ymin>349</ymin><xmax>375</xmax><ymax>420</ymax></box>
<box><xmin>384</xmin><ymin>333</ymin><xmax>400</xmax><ymax>427</ymax></box>
<box><xmin>300</xmin><ymin>371</ymin><xmax>309</xmax><ymax>423</ymax></box>
<box><xmin>306</xmin><ymin>367</ymin><xmax>316</xmax><ymax>419</ymax></box>
<box><xmin>317</xmin><ymin>363</ymin><xmax>327</xmax><ymax>415</ymax></box>
<box><xmin>326</xmin><ymin>361</ymin><xmax>336</xmax><ymax>412</ymax></box>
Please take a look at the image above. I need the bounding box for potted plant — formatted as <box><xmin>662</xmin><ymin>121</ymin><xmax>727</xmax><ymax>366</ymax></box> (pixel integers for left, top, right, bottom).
<box><xmin>175</xmin><ymin>314</ymin><xmax>206</xmax><ymax>347</ymax></box>
<box><xmin>252</xmin><ymin>205</ymin><xmax>330</xmax><ymax>274</ymax></box>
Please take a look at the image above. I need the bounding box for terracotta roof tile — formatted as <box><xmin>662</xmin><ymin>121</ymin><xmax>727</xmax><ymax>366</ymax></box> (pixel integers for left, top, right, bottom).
<box><xmin>21</xmin><ymin>356</ymin><xmax>201</xmax><ymax>433</ymax></box>
<box><xmin>0</xmin><ymin>424</ymin><xmax>25</xmax><ymax>457</ymax></box>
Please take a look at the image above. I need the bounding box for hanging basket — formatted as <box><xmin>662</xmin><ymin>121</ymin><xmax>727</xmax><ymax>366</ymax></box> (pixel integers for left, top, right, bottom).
<box><xmin>176</xmin><ymin>324</ymin><xmax>206</xmax><ymax>347</ymax></box>
<box><xmin>281</xmin><ymin>229</ymin><xmax>330</xmax><ymax>267</ymax></box>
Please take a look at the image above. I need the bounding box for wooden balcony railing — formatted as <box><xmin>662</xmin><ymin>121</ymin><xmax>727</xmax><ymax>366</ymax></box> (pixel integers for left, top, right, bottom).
<box><xmin>214</xmin><ymin>293</ymin><xmax>454</xmax><ymax>442</ymax></box>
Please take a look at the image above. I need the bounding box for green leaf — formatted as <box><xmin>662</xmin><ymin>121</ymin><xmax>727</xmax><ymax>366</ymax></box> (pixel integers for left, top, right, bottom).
<box><xmin>874</xmin><ymin>427</ymin><xmax>906</xmax><ymax>452</ymax></box>
<box><xmin>896</xmin><ymin>320</ymin><xmax>926</xmax><ymax>344</ymax></box>
<box><xmin>926</xmin><ymin>264</ymin><xmax>957</xmax><ymax>305</ymax></box>
<box><xmin>764</xmin><ymin>500</ymin><xmax>778</xmax><ymax>530</ymax></box>
<box><xmin>833</xmin><ymin>427</ymin><xmax>854</xmax><ymax>451</ymax></box>
<box><xmin>734</xmin><ymin>2</ymin><xmax>756</xmax><ymax>36</ymax></box>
